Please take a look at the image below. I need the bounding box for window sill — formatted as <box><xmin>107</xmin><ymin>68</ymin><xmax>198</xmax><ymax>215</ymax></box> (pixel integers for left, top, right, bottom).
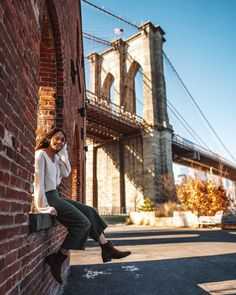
<box><xmin>29</xmin><ymin>213</ymin><xmax>58</xmax><ymax>232</ymax></box>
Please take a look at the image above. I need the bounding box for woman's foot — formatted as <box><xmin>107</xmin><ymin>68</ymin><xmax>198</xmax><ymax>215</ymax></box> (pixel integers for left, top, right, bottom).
<box><xmin>101</xmin><ymin>241</ymin><xmax>131</xmax><ymax>263</ymax></box>
<box><xmin>45</xmin><ymin>251</ymin><xmax>67</xmax><ymax>284</ymax></box>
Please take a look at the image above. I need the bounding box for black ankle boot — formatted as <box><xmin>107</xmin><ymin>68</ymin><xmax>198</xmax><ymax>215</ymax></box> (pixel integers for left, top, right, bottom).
<box><xmin>45</xmin><ymin>251</ymin><xmax>67</xmax><ymax>284</ymax></box>
<box><xmin>101</xmin><ymin>241</ymin><xmax>131</xmax><ymax>263</ymax></box>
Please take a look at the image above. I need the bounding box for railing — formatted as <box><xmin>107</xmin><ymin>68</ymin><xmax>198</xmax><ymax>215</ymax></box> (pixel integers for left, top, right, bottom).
<box><xmin>97</xmin><ymin>206</ymin><xmax>133</xmax><ymax>215</ymax></box>
<box><xmin>86</xmin><ymin>90</ymin><xmax>236</xmax><ymax>169</ymax></box>
<box><xmin>173</xmin><ymin>134</ymin><xmax>236</xmax><ymax>168</ymax></box>
<box><xmin>86</xmin><ymin>90</ymin><xmax>149</xmax><ymax>129</ymax></box>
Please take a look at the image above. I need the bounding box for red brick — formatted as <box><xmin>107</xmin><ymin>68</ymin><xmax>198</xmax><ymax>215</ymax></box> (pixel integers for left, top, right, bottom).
<box><xmin>0</xmin><ymin>171</ymin><xmax>10</xmax><ymax>185</ymax></box>
<box><xmin>14</xmin><ymin>213</ymin><xmax>27</xmax><ymax>224</ymax></box>
<box><xmin>0</xmin><ymin>199</ymin><xmax>11</xmax><ymax>212</ymax></box>
<box><xmin>0</xmin><ymin>185</ymin><xmax>6</xmax><ymax>198</ymax></box>
<box><xmin>0</xmin><ymin>155</ymin><xmax>11</xmax><ymax>170</ymax></box>
<box><xmin>0</xmin><ymin>268</ymin><xmax>20</xmax><ymax>294</ymax></box>
<box><xmin>2</xmin><ymin>249</ymin><xmax>18</xmax><ymax>267</ymax></box>
<box><xmin>0</xmin><ymin>214</ymin><xmax>14</xmax><ymax>225</ymax></box>
<box><xmin>20</xmin><ymin>224</ymin><xmax>29</xmax><ymax>235</ymax></box>
<box><xmin>6</xmin><ymin>187</ymin><xmax>19</xmax><ymax>199</ymax></box>
<box><xmin>0</xmin><ymin>237</ymin><xmax>24</xmax><ymax>255</ymax></box>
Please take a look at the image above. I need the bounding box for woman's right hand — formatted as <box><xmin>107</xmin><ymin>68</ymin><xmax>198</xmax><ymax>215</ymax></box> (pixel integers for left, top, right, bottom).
<box><xmin>49</xmin><ymin>207</ymin><xmax>58</xmax><ymax>217</ymax></box>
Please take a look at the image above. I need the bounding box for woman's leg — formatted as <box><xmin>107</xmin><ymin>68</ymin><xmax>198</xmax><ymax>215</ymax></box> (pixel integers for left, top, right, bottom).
<box><xmin>45</xmin><ymin>191</ymin><xmax>91</xmax><ymax>283</ymax></box>
<box><xmin>46</xmin><ymin>191</ymin><xmax>91</xmax><ymax>250</ymax></box>
<box><xmin>97</xmin><ymin>233</ymin><xmax>107</xmax><ymax>244</ymax></box>
<box><xmin>64</xmin><ymin>199</ymin><xmax>131</xmax><ymax>263</ymax></box>
<box><xmin>64</xmin><ymin>199</ymin><xmax>108</xmax><ymax>242</ymax></box>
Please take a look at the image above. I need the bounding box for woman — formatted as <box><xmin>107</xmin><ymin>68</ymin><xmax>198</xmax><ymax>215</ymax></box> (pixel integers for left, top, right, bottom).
<box><xmin>34</xmin><ymin>128</ymin><xmax>131</xmax><ymax>284</ymax></box>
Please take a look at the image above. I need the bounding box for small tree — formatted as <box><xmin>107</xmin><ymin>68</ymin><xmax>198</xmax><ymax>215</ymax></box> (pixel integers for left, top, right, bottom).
<box><xmin>177</xmin><ymin>175</ymin><xmax>229</xmax><ymax>216</ymax></box>
<box><xmin>138</xmin><ymin>198</ymin><xmax>154</xmax><ymax>212</ymax></box>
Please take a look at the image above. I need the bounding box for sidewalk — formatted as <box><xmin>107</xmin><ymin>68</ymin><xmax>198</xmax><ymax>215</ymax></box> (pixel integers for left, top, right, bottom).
<box><xmin>62</xmin><ymin>225</ymin><xmax>236</xmax><ymax>295</ymax></box>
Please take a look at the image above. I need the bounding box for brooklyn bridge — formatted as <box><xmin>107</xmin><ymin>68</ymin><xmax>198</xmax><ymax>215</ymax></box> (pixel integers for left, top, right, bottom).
<box><xmin>82</xmin><ymin>20</ymin><xmax>236</xmax><ymax>214</ymax></box>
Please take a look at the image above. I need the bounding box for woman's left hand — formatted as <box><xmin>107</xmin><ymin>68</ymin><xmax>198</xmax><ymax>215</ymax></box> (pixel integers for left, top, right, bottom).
<box><xmin>49</xmin><ymin>207</ymin><xmax>58</xmax><ymax>217</ymax></box>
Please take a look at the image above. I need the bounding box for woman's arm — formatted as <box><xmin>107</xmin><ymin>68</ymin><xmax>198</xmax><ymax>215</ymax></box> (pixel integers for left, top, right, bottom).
<box><xmin>34</xmin><ymin>151</ymin><xmax>55</xmax><ymax>214</ymax></box>
<box><xmin>57</xmin><ymin>143</ymin><xmax>71</xmax><ymax>178</ymax></box>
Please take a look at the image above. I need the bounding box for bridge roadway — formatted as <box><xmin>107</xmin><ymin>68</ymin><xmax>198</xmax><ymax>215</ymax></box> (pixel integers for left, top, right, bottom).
<box><xmin>86</xmin><ymin>91</ymin><xmax>236</xmax><ymax>181</ymax></box>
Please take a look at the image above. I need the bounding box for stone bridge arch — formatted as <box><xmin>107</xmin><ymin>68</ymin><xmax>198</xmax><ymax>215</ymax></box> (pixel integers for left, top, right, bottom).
<box><xmin>101</xmin><ymin>72</ymin><xmax>114</xmax><ymax>101</ymax></box>
<box><xmin>123</xmin><ymin>60</ymin><xmax>141</xmax><ymax>113</ymax></box>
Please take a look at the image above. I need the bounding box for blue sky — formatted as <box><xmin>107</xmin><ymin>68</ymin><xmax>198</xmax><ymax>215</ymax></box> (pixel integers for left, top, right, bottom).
<box><xmin>81</xmin><ymin>0</ymin><xmax>236</xmax><ymax>165</ymax></box>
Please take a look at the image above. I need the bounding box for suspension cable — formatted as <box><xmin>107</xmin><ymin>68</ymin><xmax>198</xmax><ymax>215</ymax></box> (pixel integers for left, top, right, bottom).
<box><xmin>83</xmin><ymin>32</ymin><xmax>112</xmax><ymax>46</ymax></box>
<box><xmin>163</xmin><ymin>51</ymin><xmax>236</xmax><ymax>162</ymax></box>
<box><xmin>167</xmin><ymin>101</ymin><xmax>210</xmax><ymax>149</ymax></box>
<box><xmin>167</xmin><ymin>103</ymin><xmax>204</xmax><ymax>146</ymax></box>
<box><xmin>82</xmin><ymin>0</ymin><xmax>139</xmax><ymax>29</ymax></box>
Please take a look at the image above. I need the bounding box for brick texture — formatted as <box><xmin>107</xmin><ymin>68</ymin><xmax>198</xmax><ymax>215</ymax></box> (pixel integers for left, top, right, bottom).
<box><xmin>0</xmin><ymin>1</ymin><xmax>85</xmax><ymax>294</ymax></box>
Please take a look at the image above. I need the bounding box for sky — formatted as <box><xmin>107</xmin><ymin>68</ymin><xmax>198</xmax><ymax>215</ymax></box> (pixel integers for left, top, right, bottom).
<box><xmin>81</xmin><ymin>0</ymin><xmax>236</xmax><ymax>168</ymax></box>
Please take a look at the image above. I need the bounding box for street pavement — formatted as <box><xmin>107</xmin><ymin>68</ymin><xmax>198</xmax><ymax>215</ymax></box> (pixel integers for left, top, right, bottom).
<box><xmin>62</xmin><ymin>225</ymin><xmax>236</xmax><ymax>295</ymax></box>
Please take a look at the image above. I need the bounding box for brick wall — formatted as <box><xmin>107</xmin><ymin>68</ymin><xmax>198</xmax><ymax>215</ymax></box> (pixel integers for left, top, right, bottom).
<box><xmin>0</xmin><ymin>1</ymin><xmax>85</xmax><ymax>294</ymax></box>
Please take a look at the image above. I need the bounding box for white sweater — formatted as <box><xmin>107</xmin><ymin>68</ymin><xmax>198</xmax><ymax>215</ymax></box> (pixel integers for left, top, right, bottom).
<box><xmin>33</xmin><ymin>144</ymin><xmax>71</xmax><ymax>213</ymax></box>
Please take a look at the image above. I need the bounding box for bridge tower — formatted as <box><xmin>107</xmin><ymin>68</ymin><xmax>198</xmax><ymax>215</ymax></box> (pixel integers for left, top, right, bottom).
<box><xmin>86</xmin><ymin>22</ymin><xmax>174</xmax><ymax>213</ymax></box>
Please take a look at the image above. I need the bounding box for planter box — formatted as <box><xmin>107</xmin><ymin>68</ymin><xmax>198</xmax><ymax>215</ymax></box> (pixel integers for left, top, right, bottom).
<box><xmin>129</xmin><ymin>211</ymin><xmax>156</xmax><ymax>226</ymax></box>
<box><xmin>155</xmin><ymin>217</ymin><xmax>173</xmax><ymax>227</ymax></box>
<box><xmin>173</xmin><ymin>211</ymin><xmax>198</xmax><ymax>227</ymax></box>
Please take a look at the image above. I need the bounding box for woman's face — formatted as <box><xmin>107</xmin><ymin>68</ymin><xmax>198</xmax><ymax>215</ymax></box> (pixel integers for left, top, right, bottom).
<box><xmin>49</xmin><ymin>131</ymin><xmax>65</xmax><ymax>152</ymax></box>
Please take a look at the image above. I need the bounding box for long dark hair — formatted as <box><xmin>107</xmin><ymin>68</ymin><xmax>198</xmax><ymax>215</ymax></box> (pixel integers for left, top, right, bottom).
<box><xmin>35</xmin><ymin>128</ymin><xmax>67</xmax><ymax>151</ymax></box>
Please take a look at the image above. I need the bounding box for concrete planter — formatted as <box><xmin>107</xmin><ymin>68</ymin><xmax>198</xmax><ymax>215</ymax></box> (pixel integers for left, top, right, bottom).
<box><xmin>129</xmin><ymin>211</ymin><xmax>156</xmax><ymax>226</ymax></box>
<box><xmin>129</xmin><ymin>211</ymin><xmax>200</xmax><ymax>227</ymax></box>
<box><xmin>155</xmin><ymin>217</ymin><xmax>173</xmax><ymax>227</ymax></box>
<box><xmin>173</xmin><ymin>211</ymin><xmax>198</xmax><ymax>227</ymax></box>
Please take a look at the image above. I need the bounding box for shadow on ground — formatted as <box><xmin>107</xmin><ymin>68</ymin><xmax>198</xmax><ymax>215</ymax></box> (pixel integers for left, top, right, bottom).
<box><xmin>84</xmin><ymin>228</ymin><xmax>236</xmax><ymax>248</ymax></box>
<box><xmin>63</xmin><ymin>228</ymin><xmax>236</xmax><ymax>295</ymax></box>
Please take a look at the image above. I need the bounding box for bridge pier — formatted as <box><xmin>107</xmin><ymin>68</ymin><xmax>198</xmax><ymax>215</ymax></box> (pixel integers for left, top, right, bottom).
<box><xmin>142</xmin><ymin>128</ymin><xmax>174</xmax><ymax>203</ymax></box>
<box><xmin>119</xmin><ymin>142</ymin><xmax>126</xmax><ymax>213</ymax></box>
<box><xmin>140</xmin><ymin>22</ymin><xmax>175</xmax><ymax>203</ymax></box>
<box><xmin>86</xmin><ymin>21</ymin><xmax>176</xmax><ymax>213</ymax></box>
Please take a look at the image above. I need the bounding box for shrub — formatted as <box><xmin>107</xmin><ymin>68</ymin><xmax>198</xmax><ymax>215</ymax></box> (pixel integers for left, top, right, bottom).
<box><xmin>176</xmin><ymin>175</ymin><xmax>229</xmax><ymax>216</ymax></box>
<box><xmin>138</xmin><ymin>198</ymin><xmax>154</xmax><ymax>212</ymax></box>
<box><xmin>155</xmin><ymin>201</ymin><xmax>182</xmax><ymax>217</ymax></box>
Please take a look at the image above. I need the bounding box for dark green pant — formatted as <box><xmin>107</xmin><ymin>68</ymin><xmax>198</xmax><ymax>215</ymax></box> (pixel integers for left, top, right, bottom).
<box><xmin>45</xmin><ymin>190</ymin><xmax>107</xmax><ymax>250</ymax></box>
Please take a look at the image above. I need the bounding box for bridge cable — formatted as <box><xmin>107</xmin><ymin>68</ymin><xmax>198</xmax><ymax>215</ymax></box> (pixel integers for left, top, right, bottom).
<box><xmin>82</xmin><ymin>0</ymin><xmax>139</xmax><ymax>29</ymax></box>
<box><xmin>163</xmin><ymin>52</ymin><xmax>236</xmax><ymax>163</ymax></box>
<box><xmin>83</xmin><ymin>32</ymin><xmax>112</xmax><ymax>46</ymax></box>
<box><xmin>167</xmin><ymin>104</ymin><xmax>203</xmax><ymax>146</ymax></box>
<box><xmin>167</xmin><ymin>102</ymin><xmax>210</xmax><ymax>149</ymax></box>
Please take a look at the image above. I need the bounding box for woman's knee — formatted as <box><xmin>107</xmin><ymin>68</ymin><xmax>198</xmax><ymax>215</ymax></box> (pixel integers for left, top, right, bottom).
<box><xmin>84</xmin><ymin>219</ymin><xmax>91</xmax><ymax>231</ymax></box>
<box><xmin>70</xmin><ymin>219</ymin><xmax>90</xmax><ymax>235</ymax></box>
<box><xmin>87</xmin><ymin>206</ymin><xmax>99</xmax><ymax>217</ymax></box>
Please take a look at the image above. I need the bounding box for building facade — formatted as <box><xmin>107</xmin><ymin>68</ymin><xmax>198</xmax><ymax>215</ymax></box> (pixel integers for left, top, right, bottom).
<box><xmin>0</xmin><ymin>1</ymin><xmax>85</xmax><ymax>294</ymax></box>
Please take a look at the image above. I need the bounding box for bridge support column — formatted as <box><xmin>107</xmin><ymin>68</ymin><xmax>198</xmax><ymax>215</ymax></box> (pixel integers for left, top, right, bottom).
<box><xmin>88</xmin><ymin>52</ymin><xmax>101</xmax><ymax>95</ymax></box>
<box><xmin>138</xmin><ymin>22</ymin><xmax>175</xmax><ymax>203</ymax></box>
<box><xmin>142</xmin><ymin>127</ymin><xmax>174</xmax><ymax>203</ymax></box>
<box><xmin>119</xmin><ymin>142</ymin><xmax>126</xmax><ymax>213</ymax></box>
<box><xmin>92</xmin><ymin>147</ymin><xmax>98</xmax><ymax>209</ymax></box>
